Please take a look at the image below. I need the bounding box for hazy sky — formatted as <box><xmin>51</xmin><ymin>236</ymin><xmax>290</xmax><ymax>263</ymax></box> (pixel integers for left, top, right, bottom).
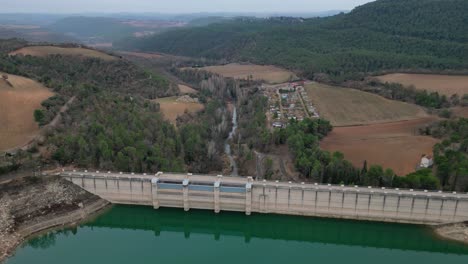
<box><xmin>3</xmin><ymin>0</ymin><xmax>373</xmax><ymax>13</ymax></box>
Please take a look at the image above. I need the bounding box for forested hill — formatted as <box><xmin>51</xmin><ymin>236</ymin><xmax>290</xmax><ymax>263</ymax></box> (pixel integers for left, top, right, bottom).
<box><xmin>116</xmin><ymin>0</ymin><xmax>468</xmax><ymax>80</ymax></box>
<box><xmin>0</xmin><ymin>40</ymin><xmax>183</xmax><ymax>173</ymax></box>
<box><xmin>329</xmin><ymin>0</ymin><xmax>468</xmax><ymax>43</ymax></box>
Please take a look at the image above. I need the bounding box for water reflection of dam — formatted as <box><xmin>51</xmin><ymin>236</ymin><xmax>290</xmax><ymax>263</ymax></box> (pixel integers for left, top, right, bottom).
<box><xmin>85</xmin><ymin>206</ymin><xmax>468</xmax><ymax>255</ymax></box>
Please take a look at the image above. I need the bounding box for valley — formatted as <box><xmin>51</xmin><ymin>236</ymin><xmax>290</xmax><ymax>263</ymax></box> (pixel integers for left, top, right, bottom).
<box><xmin>2</xmin><ymin>0</ymin><xmax>468</xmax><ymax>261</ymax></box>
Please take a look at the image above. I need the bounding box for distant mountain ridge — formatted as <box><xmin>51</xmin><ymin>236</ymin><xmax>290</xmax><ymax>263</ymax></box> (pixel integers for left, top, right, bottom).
<box><xmin>115</xmin><ymin>0</ymin><xmax>468</xmax><ymax>80</ymax></box>
<box><xmin>0</xmin><ymin>26</ymin><xmax>76</xmax><ymax>43</ymax></box>
<box><xmin>48</xmin><ymin>17</ymin><xmax>135</xmax><ymax>42</ymax></box>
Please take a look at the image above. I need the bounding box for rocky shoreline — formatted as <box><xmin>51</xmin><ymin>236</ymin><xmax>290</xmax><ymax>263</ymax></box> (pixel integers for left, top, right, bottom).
<box><xmin>434</xmin><ymin>222</ymin><xmax>468</xmax><ymax>244</ymax></box>
<box><xmin>0</xmin><ymin>175</ymin><xmax>110</xmax><ymax>263</ymax></box>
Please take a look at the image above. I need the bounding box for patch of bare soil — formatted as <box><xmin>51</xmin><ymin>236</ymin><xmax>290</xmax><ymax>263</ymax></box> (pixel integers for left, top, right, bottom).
<box><xmin>435</xmin><ymin>223</ymin><xmax>468</xmax><ymax>244</ymax></box>
<box><xmin>178</xmin><ymin>84</ymin><xmax>198</xmax><ymax>94</ymax></box>
<box><xmin>155</xmin><ymin>96</ymin><xmax>204</xmax><ymax>125</ymax></box>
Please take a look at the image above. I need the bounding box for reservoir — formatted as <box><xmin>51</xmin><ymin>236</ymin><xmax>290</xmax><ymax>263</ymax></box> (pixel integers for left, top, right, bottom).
<box><xmin>7</xmin><ymin>205</ymin><xmax>468</xmax><ymax>264</ymax></box>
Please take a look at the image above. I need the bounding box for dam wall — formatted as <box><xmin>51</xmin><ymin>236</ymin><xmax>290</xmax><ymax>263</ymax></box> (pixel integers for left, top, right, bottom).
<box><xmin>61</xmin><ymin>171</ymin><xmax>468</xmax><ymax>224</ymax></box>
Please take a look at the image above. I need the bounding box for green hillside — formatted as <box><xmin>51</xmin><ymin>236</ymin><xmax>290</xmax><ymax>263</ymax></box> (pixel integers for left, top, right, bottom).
<box><xmin>116</xmin><ymin>0</ymin><xmax>468</xmax><ymax>80</ymax></box>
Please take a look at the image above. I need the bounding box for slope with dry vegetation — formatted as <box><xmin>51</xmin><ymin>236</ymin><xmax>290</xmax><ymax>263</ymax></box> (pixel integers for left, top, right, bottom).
<box><xmin>0</xmin><ymin>73</ymin><xmax>54</xmax><ymax>151</ymax></box>
<box><xmin>10</xmin><ymin>45</ymin><xmax>117</xmax><ymax>61</ymax></box>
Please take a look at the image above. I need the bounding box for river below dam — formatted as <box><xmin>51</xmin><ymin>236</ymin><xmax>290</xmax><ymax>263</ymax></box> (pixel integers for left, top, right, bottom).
<box><xmin>7</xmin><ymin>205</ymin><xmax>468</xmax><ymax>264</ymax></box>
<box><xmin>224</xmin><ymin>105</ymin><xmax>238</xmax><ymax>176</ymax></box>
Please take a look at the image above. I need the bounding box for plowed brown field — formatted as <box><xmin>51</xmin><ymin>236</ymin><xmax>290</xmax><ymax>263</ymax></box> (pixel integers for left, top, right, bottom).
<box><xmin>320</xmin><ymin>118</ymin><xmax>440</xmax><ymax>176</ymax></box>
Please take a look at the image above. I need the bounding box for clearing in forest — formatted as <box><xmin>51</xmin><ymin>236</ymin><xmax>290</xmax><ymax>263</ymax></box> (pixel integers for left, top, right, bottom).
<box><xmin>0</xmin><ymin>73</ymin><xmax>54</xmax><ymax>151</ymax></box>
<box><xmin>10</xmin><ymin>46</ymin><xmax>117</xmax><ymax>61</ymax></box>
<box><xmin>178</xmin><ymin>84</ymin><xmax>198</xmax><ymax>94</ymax></box>
<box><xmin>376</xmin><ymin>73</ymin><xmax>468</xmax><ymax>97</ymax></box>
<box><xmin>320</xmin><ymin>118</ymin><xmax>440</xmax><ymax>176</ymax></box>
<box><xmin>305</xmin><ymin>82</ymin><xmax>428</xmax><ymax>126</ymax></box>
<box><xmin>451</xmin><ymin>107</ymin><xmax>468</xmax><ymax>118</ymax></box>
<box><xmin>155</xmin><ymin>96</ymin><xmax>204</xmax><ymax>125</ymax></box>
<box><xmin>200</xmin><ymin>63</ymin><xmax>296</xmax><ymax>84</ymax></box>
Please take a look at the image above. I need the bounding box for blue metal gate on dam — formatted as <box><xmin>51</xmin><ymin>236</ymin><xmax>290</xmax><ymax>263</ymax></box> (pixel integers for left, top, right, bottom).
<box><xmin>61</xmin><ymin>170</ymin><xmax>468</xmax><ymax>224</ymax></box>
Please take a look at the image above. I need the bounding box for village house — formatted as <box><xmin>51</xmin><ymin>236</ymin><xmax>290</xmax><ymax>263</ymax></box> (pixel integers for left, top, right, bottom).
<box><xmin>420</xmin><ymin>154</ymin><xmax>434</xmax><ymax>168</ymax></box>
<box><xmin>272</xmin><ymin>122</ymin><xmax>284</xmax><ymax>128</ymax></box>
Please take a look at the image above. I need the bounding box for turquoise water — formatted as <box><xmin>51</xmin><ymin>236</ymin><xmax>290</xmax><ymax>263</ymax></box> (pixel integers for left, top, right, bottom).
<box><xmin>7</xmin><ymin>205</ymin><xmax>468</xmax><ymax>264</ymax></box>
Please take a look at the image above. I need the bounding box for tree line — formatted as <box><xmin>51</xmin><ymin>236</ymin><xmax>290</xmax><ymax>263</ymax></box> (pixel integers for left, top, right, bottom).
<box><xmin>421</xmin><ymin>118</ymin><xmax>468</xmax><ymax>191</ymax></box>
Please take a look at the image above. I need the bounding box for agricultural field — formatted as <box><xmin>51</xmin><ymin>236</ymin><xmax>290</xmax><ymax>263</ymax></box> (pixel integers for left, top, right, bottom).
<box><xmin>0</xmin><ymin>73</ymin><xmax>54</xmax><ymax>151</ymax></box>
<box><xmin>305</xmin><ymin>82</ymin><xmax>428</xmax><ymax>126</ymax></box>
<box><xmin>376</xmin><ymin>73</ymin><xmax>468</xmax><ymax>96</ymax></box>
<box><xmin>320</xmin><ymin>118</ymin><xmax>440</xmax><ymax>176</ymax></box>
<box><xmin>155</xmin><ymin>96</ymin><xmax>204</xmax><ymax>125</ymax></box>
<box><xmin>178</xmin><ymin>84</ymin><xmax>198</xmax><ymax>94</ymax></box>
<box><xmin>10</xmin><ymin>46</ymin><xmax>117</xmax><ymax>61</ymax></box>
<box><xmin>200</xmin><ymin>63</ymin><xmax>296</xmax><ymax>84</ymax></box>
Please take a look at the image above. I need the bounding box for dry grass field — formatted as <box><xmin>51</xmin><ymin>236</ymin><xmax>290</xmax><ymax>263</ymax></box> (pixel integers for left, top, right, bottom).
<box><xmin>320</xmin><ymin>118</ymin><xmax>440</xmax><ymax>176</ymax></box>
<box><xmin>200</xmin><ymin>63</ymin><xmax>296</xmax><ymax>84</ymax></box>
<box><xmin>178</xmin><ymin>84</ymin><xmax>198</xmax><ymax>94</ymax></box>
<box><xmin>306</xmin><ymin>82</ymin><xmax>428</xmax><ymax>126</ymax></box>
<box><xmin>155</xmin><ymin>96</ymin><xmax>204</xmax><ymax>125</ymax></box>
<box><xmin>10</xmin><ymin>46</ymin><xmax>117</xmax><ymax>61</ymax></box>
<box><xmin>118</xmin><ymin>51</ymin><xmax>165</xmax><ymax>59</ymax></box>
<box><xmin>377</xmin><ymin>73</ymin><xmax>468</xmax><ymax>96</ymax></box>
<box><xmin>0</xmin><ymin>73</ymin><xmax>54</xmax><ymax>151</ymax></box>
<box><xmin>451</xmin><ymin>107</ymin><xmax>468</xmax><ymax>118</ymax></box>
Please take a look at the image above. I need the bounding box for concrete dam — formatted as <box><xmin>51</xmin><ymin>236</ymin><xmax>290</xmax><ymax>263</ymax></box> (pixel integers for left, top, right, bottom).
<box><xmin>61</xmin><ymin>171</ymin><xmax>468</xmax><ymax>224</ymax></box>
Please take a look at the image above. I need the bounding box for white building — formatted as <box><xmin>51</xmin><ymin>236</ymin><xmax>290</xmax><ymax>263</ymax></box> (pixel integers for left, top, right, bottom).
<box><xmin>420</xmin><ymin>155</ymin><xmax>434</xmax><ymax>168</ymax></box>
<box><xmin>272</xmin><ymin>122</ymin><xmax>284</xmax><ymax>128</ymax></box>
